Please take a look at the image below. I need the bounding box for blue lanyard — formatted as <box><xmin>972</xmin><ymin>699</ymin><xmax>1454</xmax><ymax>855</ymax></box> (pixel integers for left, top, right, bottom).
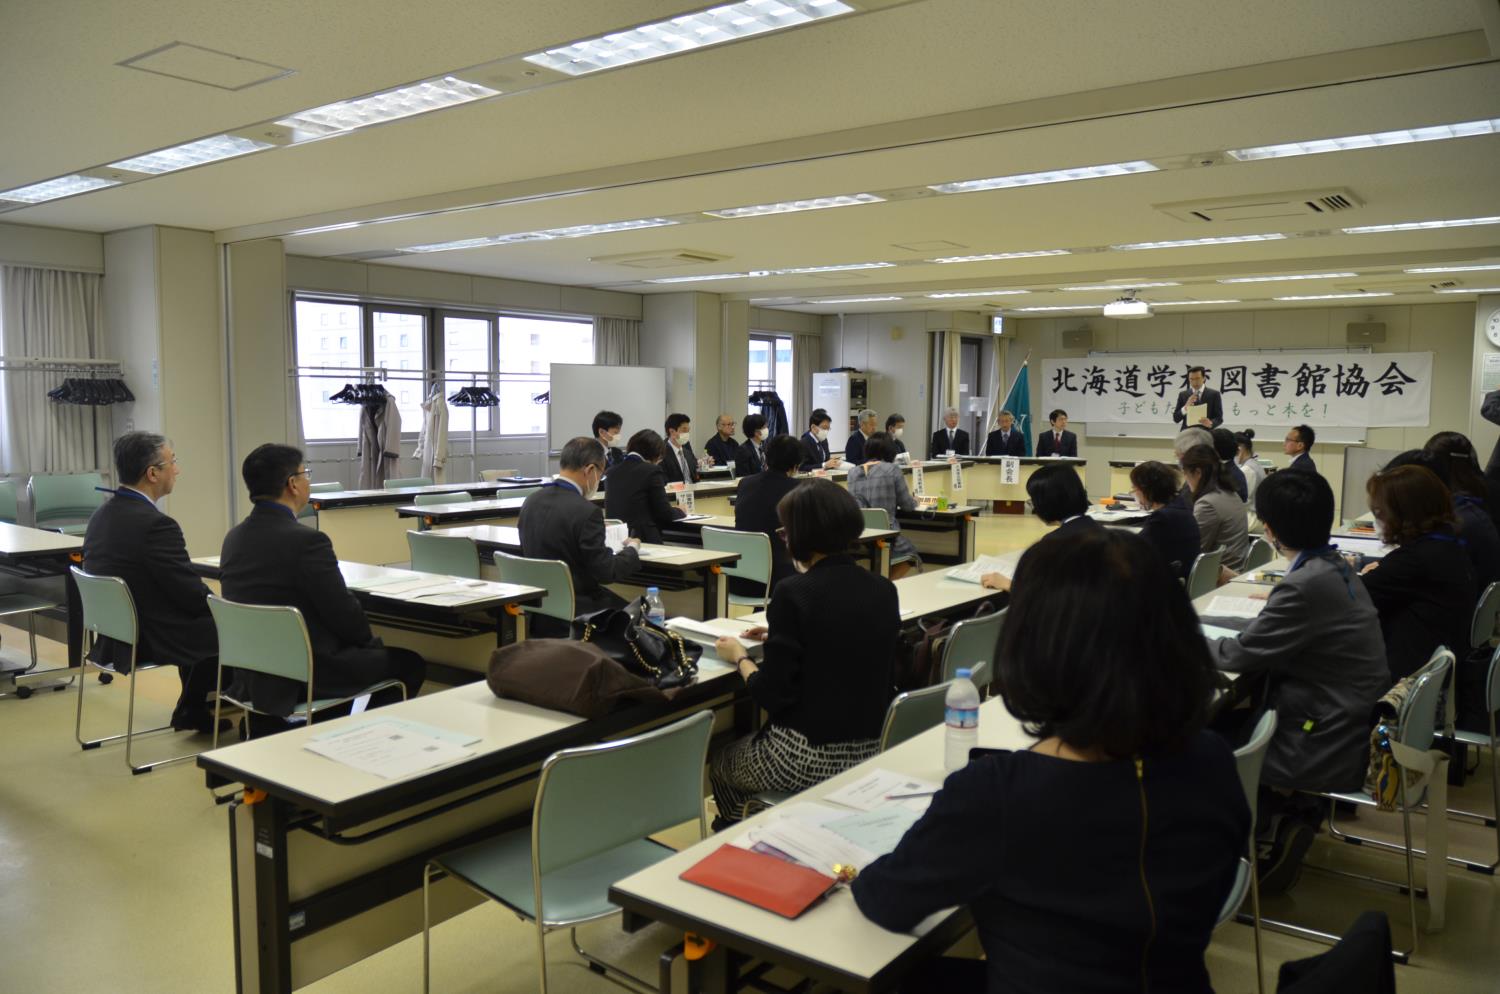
<box><xmin>251</xmin><ymin>499</ymin><xmax>296</xmax><ymax>520</ymax></box>
<box><xmin>108</xmin><ymin>486</ymin><xmax>156</xmax><ymax>508</ymax></box>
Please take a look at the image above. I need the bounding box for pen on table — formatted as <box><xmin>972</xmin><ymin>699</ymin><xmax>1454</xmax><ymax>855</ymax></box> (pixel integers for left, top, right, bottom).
<box><xmin>884</xmin><ymin>791</ymin><xmax>938</xmax><ymax>800</ymax></box>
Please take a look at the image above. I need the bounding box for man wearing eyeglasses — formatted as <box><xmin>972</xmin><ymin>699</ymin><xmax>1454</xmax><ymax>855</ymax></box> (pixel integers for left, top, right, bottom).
<box><xmin>82</xmin><ymin>431</ymin><xmax>225</xmax><ymax>734</ymax></box>
<box><xmin>220</xmin><ymin>443</ymin><xmax>426</xmax><ymax>735</ymax></box>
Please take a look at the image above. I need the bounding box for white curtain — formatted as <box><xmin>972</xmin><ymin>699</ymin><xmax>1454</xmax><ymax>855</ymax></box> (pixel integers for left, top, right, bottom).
<box><xmin>593</xmin><ymin>317</ymin><xmax>641</xmax><ymax>366</ymax></box>
<box><xmin>285</xmin><ymin>298</ymin><xmax>306</xmax><ymax>449</ymax></box>
<box><xmin>0</xmin><ymin>266</ymin><xmax>104</xmax><ymax>476</ymax></box>
<box><xmin>793</xmin><ymin>332</ymin><xmax>820</xmax><ymax>430</ymax></box>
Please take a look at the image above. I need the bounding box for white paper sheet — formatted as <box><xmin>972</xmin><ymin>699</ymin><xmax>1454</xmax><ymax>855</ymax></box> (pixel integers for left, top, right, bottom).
<box><xmin>1204</xmin><ymin>595</ymin><xmax>1266</xmax><ymax>619</ymax></box>
<box><xmin>947</xmin><ymin>553</ymin><xmax>1021</xmax><ymax>585</ymax></box>
<box><xmin>1200</xmin><ymin>623</ymin><xmax>1241</xmax><ymax>641</ymax></box>
<box><xmin>1184</xmin><ymin>403</ymin><xmax>1209</xmax><ymax>425</ymax></box>
<box><xmin>824</xmin><ymin>807</ymin><xmax>923</xmax><ymax>857</ymax></box>
<box><xmin>303</xmin><ymin>719</ymin><xmax>475</xmax><ymax>779</ymax></box>
<box><xmin>823</xmin><ymin>769</ymin><xmax>940</xmax><ymax>812</ymax></box>
<box><xmin>604</xmin><ymin>522</ymin><xmax>630</xmax><ymax>553</ymax></box>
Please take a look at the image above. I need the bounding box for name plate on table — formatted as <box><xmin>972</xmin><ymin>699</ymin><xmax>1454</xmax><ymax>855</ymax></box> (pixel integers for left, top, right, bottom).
<box><xmin>911</xmin><ymin>464</ymin><xmax>926</xmax><ymax>495</ymax></box>
<box><xmin>677</xmin><ymin>489</ymin><xmax>697</xmax><ymax>513</ymax></box>
<box><xmin>950</xmin><ymin>461</ymin><xmax>964</xmax><ymax>491</ymax></box>
<box><xmin>999</xmin><ymin>456</ymin><xmax>1020</xmax><ymax>485</ymax></box>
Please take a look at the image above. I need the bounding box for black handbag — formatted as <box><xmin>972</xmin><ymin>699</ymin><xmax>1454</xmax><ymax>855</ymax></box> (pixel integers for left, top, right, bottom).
<box><xmin>571</xmin><ymin>596</ymin><xmax>702</xmax><ymax>689</ymax></box>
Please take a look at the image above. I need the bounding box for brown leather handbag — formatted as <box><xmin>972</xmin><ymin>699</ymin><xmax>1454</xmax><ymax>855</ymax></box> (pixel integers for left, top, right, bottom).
<box><xmin>486</xmin><ymin>639</ymin><xmax>667</xmax><ymax>720</ymax></box>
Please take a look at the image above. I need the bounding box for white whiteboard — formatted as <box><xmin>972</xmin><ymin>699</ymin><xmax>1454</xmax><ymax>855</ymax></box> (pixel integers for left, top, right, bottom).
<box><xmin>547</xmin><ymin>363</ymin><xmax>667</xmax><ymax>452</ymax></box>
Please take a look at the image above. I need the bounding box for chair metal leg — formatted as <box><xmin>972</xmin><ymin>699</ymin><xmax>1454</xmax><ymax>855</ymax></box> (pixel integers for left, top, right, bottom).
<box><xmin>1400</xmin><ymin>783</ymin><xmax>1419</xmax><ymax>958</ymax></box>
<box><xmin>1248</xmin><ymin>839</ymin><xmax>1264</xmax><ymax>994</ymax></box>
<box><xmin>535</xmin><ymin>918</ymin><xmax>550</xmax><ymax>994</ymax></box>
<box><xmin>120</xmin><ymin>665</ymin><xmax>198</xmax><ymax>774</ymax></box>
<box><xmin>570</xmin><ymin>926</ymin><xmax>658</xmax><ymax>994</ymax></box>
<box><xmin>422</xmin><ymin>862</ymin><xmax>434</xmax><ymax>994</ymax></box>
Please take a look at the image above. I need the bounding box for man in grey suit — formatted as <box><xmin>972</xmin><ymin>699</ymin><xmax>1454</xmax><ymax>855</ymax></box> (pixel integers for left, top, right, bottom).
<box><xmin>1207</xmin><ymin>470</ymin><xmax>1388</xmax><ymax>892</ymax></box>
<box><xmin>520</xmin><ymin>437</ymin><xmax>641</xmax><ymax>636</ymax></box>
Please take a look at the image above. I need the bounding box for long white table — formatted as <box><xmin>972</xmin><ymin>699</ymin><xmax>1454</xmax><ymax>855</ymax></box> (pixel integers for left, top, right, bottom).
<box><xmin>0</xmin><ymin>521</ymin><xmax>84</xmax><ymax>693</ymax></box>
<box><xmin>663</xmin><ymin>514</ymin><xmax>899</xmax><ymax>578</ymax></box>
<box><xmin>741</xmin><ymin>564</ymin><xmax>1003</xmax><ymax>631</ymax></box>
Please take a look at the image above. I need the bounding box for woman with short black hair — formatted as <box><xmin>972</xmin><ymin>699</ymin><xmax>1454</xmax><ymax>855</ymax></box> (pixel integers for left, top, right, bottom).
<box><xmin>853</xmin><ymin>529</ymin><xmax>1248</xmax><ymax>993</ymax></box>
<box><xmin>710</xmin><ymin>480</ymin><xmax>899</xmax><ymax>826</ymax></box>
<box><xmin>980</xmin><ymin>463</ymin><xmax>1099</xmax><ymax>591</ymax></box>
<box><xmin>602</xmin><ymin>428</ymin><xmax>685</xmax><ymax>543</ymax></box>
<box><xmin>1130</xmin><ymin>460</ymin><xmax>1201</xmax><ymax>582</ymax></box>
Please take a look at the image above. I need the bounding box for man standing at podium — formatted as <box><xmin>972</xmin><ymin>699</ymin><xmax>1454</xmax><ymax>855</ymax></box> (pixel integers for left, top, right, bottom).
<box><xmin>1173</xmin><ymin>366</ymin><xmax>1223</xmax><ymax>429</ymax></box>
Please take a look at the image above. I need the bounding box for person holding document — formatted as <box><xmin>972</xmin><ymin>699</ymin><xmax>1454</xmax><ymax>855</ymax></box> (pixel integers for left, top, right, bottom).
<box><xmin>1173</xmin><ymin>366</ymin><xmax>1223</xmax><ymax>429</ymax></box>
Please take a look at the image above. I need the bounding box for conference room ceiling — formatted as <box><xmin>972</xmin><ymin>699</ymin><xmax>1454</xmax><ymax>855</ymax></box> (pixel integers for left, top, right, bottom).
<box><xmin>3</xmin><ymin>0</ymin><xmax>1499</xmax><ymax>314</ymax></box>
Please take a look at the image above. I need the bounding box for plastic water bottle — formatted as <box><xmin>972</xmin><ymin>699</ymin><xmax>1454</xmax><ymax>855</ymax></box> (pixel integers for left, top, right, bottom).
<box><xmin>645</xmin><ymin>587</ymin><xmax>666</xmax><ymax>628</ymax></box>
<box><xmin>944</xmin><ymin>668</ymin><xmax>981</xmax><ymax>771</ymax></box>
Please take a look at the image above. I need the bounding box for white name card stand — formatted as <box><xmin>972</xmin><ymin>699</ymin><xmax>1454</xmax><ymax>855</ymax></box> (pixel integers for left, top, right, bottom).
<box><xmin>911</xmin><ymin>464</ymin><xmax>927</xmax><ymax>496</ymax></box>
<box><xmin>1000</xmin><ymin>457</ymin><xmax>1020</xmax><ymax>486</ymax></box>
<box><xmin>950</xmin><ymin>460</ymin><xmax>964</xmax><ymax>493</ymax></box>
<box><xmin>677</xmin><ymin>489</ymin><xmax>697</xmax><ymax>514</ymax></box>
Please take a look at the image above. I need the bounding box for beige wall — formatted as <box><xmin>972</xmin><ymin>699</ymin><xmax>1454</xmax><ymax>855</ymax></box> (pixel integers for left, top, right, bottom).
<box><xmin>1007</xmin><ymin>301</ymin><xmax>1478</xmax><ymax>518</ymax></box>
<box><xmin>0</xmin><ymin>221</ymin><xmax>103</xmax><ymax>273</ymax></box>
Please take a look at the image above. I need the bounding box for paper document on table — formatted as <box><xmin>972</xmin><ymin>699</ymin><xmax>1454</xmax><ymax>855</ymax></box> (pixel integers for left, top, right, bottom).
<box><xmin>679</xmin><ymin>513</ymin><xmax>713</xmax><ymax>521</ymax></box>
<box><xmin>668</xmin><ymin>617</ymin><xmax>758</xmax><ymax>643</ymax></box>
<box><xmin>1204</xmin><ymin>595</ymin><xmax>1266</xmax><ymax>619</ymax></box>
<box><xmin>318</xmin><ymin>717</ymin><xmax>481</xmax><ymax>747</ymax></box>
<box><xmin>410</xmin><ymin>589</ymin><xmax>494</xmax><ymax>606</ymax></box>
<box><xmin>1184</xmin><ymin>403</ymin><xmax>1209</xmax><ymax>425</ymax></box>
<box><xmin>1200</xmin><ymin>623</ymin><xmax>1241</xmax><ymax>641</ymax></box>
<box><xmin>824</xmin><ymin>807</ymin><xmax>923</xmax><ymax>857</ymax></box>
<box><xmin>823</xmin><ymin>769</ymin><xmax>940</xmax><ymax>812</ymax></box>
<box><xmin>637</xmin><ymin>545</ymin><xmax>689</xmax><ymax>561</ymax></box>
<box><xmin>303</xmin><ymin>718</ymin><xmax>475</xmax><ymax>779</ymax></box>
<box><xmin>604</xmin><ymin>522</ymin><xmax>630</xmax><ymax>553</ymax></box>
<box><xmin>744</xmin><ymin>815</ymin><xmax>875</xmax><ymax>872</ymax></box>
<box><xmin>347</xmin><ymin>575</ymin><xmax>454</xmax><ymax>595</ymax></box>
<box><xmin>947</xmin><ymin>553</ymin><xmax>1021</xmax><ymax>584</ymax></box>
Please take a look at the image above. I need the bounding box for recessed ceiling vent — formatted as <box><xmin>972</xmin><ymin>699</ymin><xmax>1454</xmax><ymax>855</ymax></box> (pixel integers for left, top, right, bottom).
<box><xmin>1337</xmin><ymin>277</ymin><xmax>1461</xmax><ymax>293</ymax></box>
<box><xmin>589</xmin><ymin>249</ymin><xmax>729</xmax><ymax>269</ymax></box>
<box><xmin>1155</xmin><ymin>188</ymin><xmax>1364</xmax><ymax>223</ymax></box>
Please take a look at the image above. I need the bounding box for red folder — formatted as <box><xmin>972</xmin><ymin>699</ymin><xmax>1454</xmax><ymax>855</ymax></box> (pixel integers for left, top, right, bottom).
<box><xmin>679</xmin><ymin>844</ymin><xmax>838</xmax><ymax>919</ymax></box>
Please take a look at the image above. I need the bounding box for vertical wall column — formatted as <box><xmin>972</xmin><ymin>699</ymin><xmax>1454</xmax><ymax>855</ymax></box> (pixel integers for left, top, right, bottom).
<box><xmin>224</xmin><ymin>239</ymin><xmax>290</xmax><ymax>524</ymax></box>
<box><xmin>721</xmin><ymin>299</ymin><xmax>749</xmax><ymax>432</ymax></box>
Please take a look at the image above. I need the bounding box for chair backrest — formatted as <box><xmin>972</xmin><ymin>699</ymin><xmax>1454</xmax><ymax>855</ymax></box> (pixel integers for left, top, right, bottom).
<box><xmin>504</xmin><ymin>487</ymin><xmax>540</xmax><ymax>501</ymax></box>
<box><xmin>406</xmin><ymin>530</ymin><xmax>481</xmax><ymax>579</ymax></box>
<box><xmin>1484</xmin><ymin>645</ymin><xmax>1500</xmax><ymax>716</ymax></box>
<box><xmin>1470</xmin><ymin>581</ymin><xmax>1500</xmax><ymax>649</ymax></box>
<box><xmin>860</xmin><ymin>506</ymin><xmax>892</xmax><ymax>530</ymax></box>
<box><xmin>493</xmin><ymin>550</ymin><xmax>575</xmax><ymax>623</ymax></box>
<box><xmin>1397</xmin><ymin>648</ymin><xmax>1455</xmax><ymax>756</ymax></box>
<box><xmin>1242</xmin><ymin>536</ymin><xmax>1275</xmax><ymax>572</ymax></box>
<box><xmin>533</xmin><ymin>710</ymin><xmax>713</xmax><ymax>881</ymax></box>
<box><xmin>880</xmin><ymin>682</ymin><xmax>951</xmax><ymax>751</ymax></box>
<box><xmin>384</xmin><ymin>476</ymin><xmax>434</xmax><ymax>490</ymax></box>
<box><xmin>700</xmin><ymin>525</ymin><xmax>771</xmax><ymax>585</ymax></box>
<box><xmin>414</xmin><ymin>491</ymin><xmax>473</xmax><ymax>506</ymax></box>
<box><xmin>70</xmin><ymin>566</ymin><xmax>138</xmax><ymax>646</ymax></box>
<box><xmin>479</xmin><ymin>468</ymin><xmax>520</xmax><ymax>482</ymax></box>
<box><xmin>940</xmin><ymin>608</ymin><xmax>1005</xmax><ymax>687</ymax></box>
<box><xmin>30</xmin><ymin>472</ymin><xmax>105</xmax><ymax>528</ymax></box>
<box><xmin>207</xmin><ymin>595</ymin><xmax>314</xmax><ymax>683</ymax></box>
<box><xmin>1232</xmin><ymin>711</ymin><xmax>1278</xmax><ymax>825</ymax></box>
<box><xmin>0</xmin><ymin>480</ymin><xmax>17</xmax><ymax>524</ymax></box>
<box><xmin>298</xmin><ymin>481</ymin><xmax>342</xmax><ymax>519</ymax></box>
<box><xmin>1187</xmin><ymin>547</ymin><xmax>1225</xmax><ymax>600</ymax></box>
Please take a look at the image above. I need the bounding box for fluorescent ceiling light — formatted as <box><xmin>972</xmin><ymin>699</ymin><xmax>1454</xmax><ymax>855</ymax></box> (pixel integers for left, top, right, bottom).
<box><xmin>406</xmin><ymin>217</ymin><xmax>678</xmax><ymax>252</ymax></box>
<box><xmin>814</xmin><ymin>295</ymin><xmax>903</xmax><ymax>304</ymax></box>
<box><xmin>1343</xmin><ymin>216</ymin><xmax>1500</xmax><ymax>234</ymax></box>
<box><xmin>1435</xmin><ymin>287</ymin><xmax>1500</xmax><ymax>294</ymax></box>
<box><xmin>1226</xmin><ymin>118</ymin><xmax>1500</xmax><ymax>161</ymax></box>
<box><xmin>0</xmin><ymin>174</ymin><xmax>122</xmax><ymax>204</ymax></box>
<box><xmin>277</xmin><ymin>76</ymin><xmax>499</xmax><ymax>137</ymax></box>
<box><xmin>770</xmin><ymin>262</ymin><xmax>893</xmax><ymax>274</ymax></box>
<box><xmin>704</xmin><ymin>193</ymin><xmax>883</xmax><ymax>219</ymax></box>
<box><xmin>524</xmin><ymin>0</ymin><xmax>856</xmax><ymax>76</ymax></box>
<box><xmin>1060</xmin><ymin>281</ymin><xmax>1180</xmax><ymax>291</ymax></box>
<box><xmin>1218</xmin><ymin>272</ymin><xmax>1356</xmax><ymax>284</ymax></box>
<box><xmin>1010</xmin><ymin>305</ymin><xmax>1103</xmax><ymax>312</ymax></box>
<box><xmin>109</xmin><ymin>134</ymin><xmax>274</xmax><ymax>174</ymax></box>
<box><xmin>924</xmin><ymin>290</ymin><xmax>1030</xmax><ymax>298</ymax></box>
<box><xmin>929</xmin><ymin>250</ymin><xmax>1070</xmax><ymax>264</ymax></box>
<box><xmin>647</xmin><ymin>272</ymin><xmax>759</xmax><ymax>284</ymax></box>
<box><xmin>1112</xmin><ymin>233</ymin><xmax>1287</xmax><ymax>251</ymax></box>
<box><xmin>1272</xmin><ymin>292</ymin><xmax>1393</xmax><ymax>301</ymax></box>
<box><xmin>1152</xmin><ymin>299</ymin><xmax>1241</xmax><ymax>306</ymax></box>
<box><xmin>1404</xmin><ymin>263</ymin><xmax>1500</xmax><ymax>274</ymax></box>
<box><xmin>928</xmin><ymin>160</ymin><xmax>1157</xmax><ymax>195</ymax></box>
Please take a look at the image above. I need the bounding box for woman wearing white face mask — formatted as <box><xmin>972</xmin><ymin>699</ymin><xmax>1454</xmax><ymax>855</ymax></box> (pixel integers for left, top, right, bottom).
<box><xmin>884</xmin><ymin>413</ymin><xmax>908</xmax><ymax>457</ymax></box>
<box><xmin>735</xmin><ymin>414</ymin><xmax>770</xmax><ymax>477</ymax></box>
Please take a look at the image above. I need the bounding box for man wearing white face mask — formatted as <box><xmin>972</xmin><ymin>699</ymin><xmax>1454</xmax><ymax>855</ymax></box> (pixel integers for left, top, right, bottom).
<box><xmin>799</xmin><ymin>408</ymin><xmax>841</xmax><ymax>471</ymax></box>
<box><xmin>591</xmin><ymin>410</ymin><xmax>625</xmax><ymax>472</ymax></box>
<box><xmin>661</xmin><ymin>412</ymin><xmax>700</xmax><ymax>485</ymax></box>
<box><xmin>735</xmin><ymin>414</ymin><xmax>770</xmax><ymax>477</ymax></box>
<box><xmin>884</xmin><ymin>413</ymin><xmax>908</xmax><ymax>457</ymax></box>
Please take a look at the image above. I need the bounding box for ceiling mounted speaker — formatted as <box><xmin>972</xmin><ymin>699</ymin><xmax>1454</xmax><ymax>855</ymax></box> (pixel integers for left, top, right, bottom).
<box><xmin>1347</xmin><ymin>322</ymin><xmax>1386</xmax><ymax>344</ymax></box>
<box><xmin>1061</xmin><ymin>328</ymin><xmax>1093</xmax><ymax>350</ymax></box>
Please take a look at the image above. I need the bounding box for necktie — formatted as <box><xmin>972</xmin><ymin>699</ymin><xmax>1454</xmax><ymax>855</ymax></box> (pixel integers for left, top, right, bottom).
<box><xmin>1055</xmin><ymin>433</ymin><xmax>1061</xmax><ymax>445</ymax></box>
<box><xmin>678</xmin><ymin>446</ymin><xmax>690</xmax><ymax>480</ymax></box>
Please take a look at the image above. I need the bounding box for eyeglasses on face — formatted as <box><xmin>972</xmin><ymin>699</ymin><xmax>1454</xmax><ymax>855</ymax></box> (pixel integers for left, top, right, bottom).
<box><xmin>287</xmin><ymin>468</ymin><xmax>312</xmax><ymax>483</ymax></box>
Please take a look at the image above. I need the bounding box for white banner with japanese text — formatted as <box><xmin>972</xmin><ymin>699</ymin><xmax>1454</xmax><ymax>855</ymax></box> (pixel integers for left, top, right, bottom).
<box><xmin>1040</xmin><ymin>352</ymin><xmax>1431</xmax><ymax>427</ymax></box>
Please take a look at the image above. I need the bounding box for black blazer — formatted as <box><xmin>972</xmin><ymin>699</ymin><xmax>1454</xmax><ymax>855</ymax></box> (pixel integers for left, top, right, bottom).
<box><xmin>1225</xmin><ymin>460</ymin><xmax>1248</xmax><ymax>502</ymax></box>
<box><xmin>659</xmin><ymin>440</ymin><xmax>700</xmax><ymax>485</ymax></box>
<box><xmin>732</xmin><ymin>470</ymin><xmax>802</xmax><ymax>596</ymax></box>
<box><xmin>1359</xmin><ymin>532</ymin><xmax>1475</xmax><ymax>681</ymax></box>
<box><xmin>929</xmin><ymin>427</ymin><xmax>970</xmax><ymax>459</ymax></box>
<box><xmin>1139</xmin><ymin>504</ymin><xmax>1203</xmax><ymax>582</ymax></box>
<box><xmin>1455</xmin><ymin>495</ymin><xmax>1500</xmax><ymax>594</ymax></box>
<box><xmin>983</xmin><ymin>429</ymin><xmax>1026</xmax><ymax>457</ymax></box>
<box><xmin>799</xmin><ymin>431</ymin><xmax>831</xmax><ymax>471</ymax></box>
<box><xmin>845</xmin><ymin>431</ymin><xmax>870</xmax><ymax>464</ymax></box>
<box><xmin>1173</xmin><ymin>386</ymin><xmax>1224</xmax><ymax>428</ymax></box>
<box><xmin>1036</xmin><ymin>429</ymin><xmax>1078</xmax><ymax>458</ymax></box>
<box><xmin>734</xmin><ymin>439</ymin><xmax>766</xmax><ymax>478</ymax></box>
<box><xmin>603</xmin><ymin>455</ymin><xmax>685</xmax><ymax>544</ymax></box>
<box><xmin>746</xmin><ymin>554</ymin><xmax>898</xmax><ymax>744</ymax></box>
<box><xmin>519</xmin><ymin>481</ymin><xmax>641</xmax><ymax>615</ymax></box>
<box><xmin>1286</xmin><ymin>453</ymin><xmax>1318</xmax><ymax>475</ymax></box>
<box><xmin>704</xmin><ymin>434</ymin><xmax>739</xmax><ymax>467</ymax></box>
<box><xmin>221</xmin><ymin>502</ymin><xmax>376</xmax><ymax>713</ymax></box>
<box><xmin>82</xmin><ymin>491</ymin><xmax>216</xmax><ymax>671</ymax></box>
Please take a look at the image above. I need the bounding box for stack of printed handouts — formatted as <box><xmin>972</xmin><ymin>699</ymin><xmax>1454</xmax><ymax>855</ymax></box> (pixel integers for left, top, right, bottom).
<box><xmin>946</xmin><ymin>552</ymin><xmax>1021</xmax><ymax>585</ymax></box>
<box><xmin>344</xmin><ymin>572</ymin><xmax>502</xmax><ymax>607</ymax></box>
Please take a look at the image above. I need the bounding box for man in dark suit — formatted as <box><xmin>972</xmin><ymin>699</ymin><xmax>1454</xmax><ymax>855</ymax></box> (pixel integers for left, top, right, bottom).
<box><xmin>521</xmin><ymin>437</ymin><xmax>642</xmax><ymax>634</ymax></box>
<box><xmin>928</xmin><ymin>406</ymin><xmax>970</xmax><ymax>458</ymax></box>
<box><xmin>592</xmin><ymin>410</ymin><xmax>625</xmax><ymax>471</ymax></box>
<box><xmin>733</xmin><ymin>435</ymin><xmax>806</xmax><ymax>598</ymax></box>
<box><xmin>82</xmin><ymin>432</ymin><xmax>221</xmax><ymax>733</ymax></box>
<box><xmin>845</xmin><ymin>409</ymin><xmax>878</xmax><ymax>463</ymax></box>
<box><xmin>660</xmin><ymin>413</ymin><xmax>700</xmax><ymax>485</ymax></box>
<box><xmin>704</xmin><ymin>413</ymin><xmax>740</xmax><ymax>468</ymax></box>
<box><xmin>220</xmin><ymin>444</ymin><xmax>425</xmax><ymax>725</ymax></box>
<box><xmin>799</xmin><ymin>408</ymin><xmax>840</xmax><ymax>471</ymax></box>
<box><xmin>736</xmin><ymin>414</ymin><xmax>770</xmax><ymax>477</ymax></box>
<box><xmin>1283</xmin><ymin>423</ymin><xmax>1318</xmax><ymax>474</ymax></box>
<box><xmin>1036</xmin><ymin>409</ymin><xmax>1079</xmax><ymax>457</ymax></box>
<box><xmin>605</xmin><ymin>430</ymin><xmax>687</xmax><ymax>543</ymax></box>
<box><xmin>983</xmin><ymin>410</ymin><xmax>1026</xmax><ymax>457</ymax></box>
<box><xmin>1173</xmin><ymin>366</ymin><xmax>1224</xmax><ymax>429</ymax></box>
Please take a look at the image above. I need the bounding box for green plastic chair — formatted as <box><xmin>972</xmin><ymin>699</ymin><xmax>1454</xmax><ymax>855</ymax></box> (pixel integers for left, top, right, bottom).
<box><xmin>0</xmin><ymin>480</ymin><xmax>18</xmax><ymax>523</ymax></box>
<box><xmin>479</xmin><ymin>469</ymin><xmax>520</xmax><ymax>482</ymax></box>
<box><xmin>414</xmin><ymin>491</ymin><xmax>473</xmax><ymax>507</ymax></box>
<box><xmin>407</xmin><ymin>531</ymin><xmax>481</xmax><ymax>580</ymax></box>
<box><xmin>71</xmin><ymin>567</ymin><xmax>199</xmax><ymax>773</ymax></box>
<box><xmin>1468</xmin><ymin>581</ymin><xmax>1500</xmax><ymax>651</ymax></box>
<box><xmin>940</xmin><ymin>608</ymin><xmax>1005</xmax><ymax>690</ymax></box>
<box><xmin>1242</xmin><ymin>537</ymin><xmax>1275</xmax><ymax>572</ymax></box>
<box><xmin>298</xmin><ymin>481</ymin><xmax>341</xmax><ymax>522</ymax></box>
<box><xmin>1187</xmin><ymin>547</ymin><xmax>1225</xmax><ymax>600</ymax></box>
<box><xmin>701</xmin><ymin>525</ymin><xmax>772</xmax><ymax>611</ymax></box>
<box><xmin>493</xmin><ymin>551</ymin><xmax>576</xmax><ymax>633</ymax></box>
<box><xmin>385</xmin><ymin>476</ymin><xmax>435</xmax><ymax>490</ymax></box>
<box><xmin>30</xmin><ymin>472</ymin><xmax>105</xmax><ymax>535</ymax></box>
<box><xmin>1447</xmin><ymin>644</ymin><xmax>1500</xmax><ymax>873</ymax></box>
<box><xmin>422</xmin><ymin>709</ymin><xmax>713</xmax><ymax>994</ymax></box>
<box><xmin>879</xmin><ymin>681</ymin><xmax>951</xmax><ymax>751</ymax></box>
<box><xmin>1216</xmin><ymin>710</ymin><xmax>1277</xmax><ymax>994</ymax></box>
<box><xmin>860</xmin><ymin>506</ymin><xmax>892</xmax><ymax>531</ymax></box>
<box><xmin>206</xmin><ymin>595</ymin><xmax>409</xmax><ymax>749</ymax></box>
